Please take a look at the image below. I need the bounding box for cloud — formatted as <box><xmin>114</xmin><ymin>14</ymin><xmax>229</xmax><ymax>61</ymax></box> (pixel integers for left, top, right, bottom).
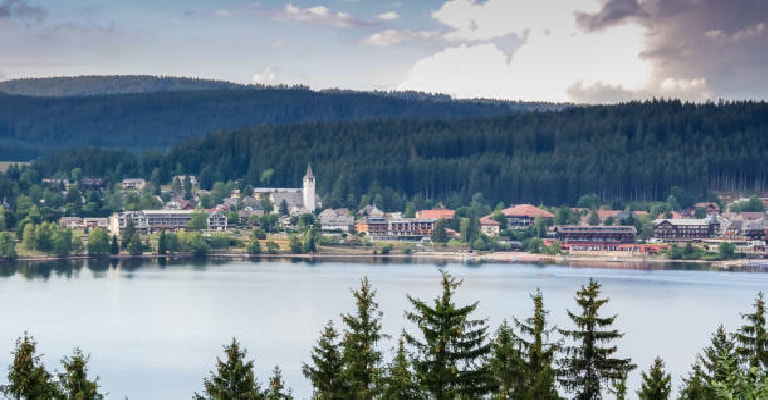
<box><xmin>376</xmin><ymin>11</ymin><xmax>399</xmax><ymax>20</ymax></box>
<box><xmin>213</xmin><ymin>9</ymin><xmax>232</xmax><ymax>17</ymax></box>
<box><xmin>273</xmin><ymin>4</ymin><xmax>367</xmax><ymax>28</ymax></box>
<box><xmin>362</xmin><ymin>30</ymin><xmax>440</xmax><ymax>47</ymax></box>
<box><xmin>567</xmin><ymin>78</ymin><xmax>711</xmax><ymax>103</ymax></box>
<box><xmin>252</xmin><ymin>67</ymin><xmax>277</xmax><ymax>84</ymax></box>
<box><xmin>0</xmin><ymin>0</ymin><xmax>47</xmax><ymax>26</ymax></box>
<box><xmin>271</xmin><ymin>39</ymin><xmax>287</xmax><ymax>49</ymax></box>
<box><xmin>36</xmin><ymin>22</ymin><xmax>120</xmax><ymax>40</ymax></box>
<box><xmin>575</xmin><ymin>0</ymin><xmax>643</xmax><ymax>32</ymax></box>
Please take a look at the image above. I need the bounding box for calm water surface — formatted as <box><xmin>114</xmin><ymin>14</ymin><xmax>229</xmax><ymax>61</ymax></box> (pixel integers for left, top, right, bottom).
<box><xmin>0</xmin><ymin>259</ymin><xmax>766</xmax><ymax>399</ymax></box>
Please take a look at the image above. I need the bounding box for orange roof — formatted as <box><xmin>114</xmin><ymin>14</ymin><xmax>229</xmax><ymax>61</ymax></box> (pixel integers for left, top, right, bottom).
<box><xmin>417</xmin><ymin>209</ymin><xmax>455</xmax><ymax>219</ymax></box>
<box><xmin>480</xmin><ymin>216</ymin><xmax>500</xmax><ymax>226</ymax></box>
<box><xmin>502</xmin><ymin>204</ymin><xmax>554</xmax><ymax>218</ymax></box>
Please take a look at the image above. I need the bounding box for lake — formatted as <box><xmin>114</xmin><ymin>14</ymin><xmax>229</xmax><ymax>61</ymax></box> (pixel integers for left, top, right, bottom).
<box><xmin>0</xmin><ymin>258</ymin><xmax>765</xmax><ymax>399</ymax></box>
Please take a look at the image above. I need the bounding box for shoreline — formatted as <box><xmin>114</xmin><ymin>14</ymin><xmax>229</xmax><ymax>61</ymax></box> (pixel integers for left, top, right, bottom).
<box><xmin>1</xmin><ymin>250</ymin><xmax>760</xmax><ymax>270</ymax></box>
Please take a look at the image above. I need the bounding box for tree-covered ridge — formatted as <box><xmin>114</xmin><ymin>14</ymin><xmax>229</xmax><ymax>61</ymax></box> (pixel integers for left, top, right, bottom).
<box><xmin>0</xmin><ymin>75</ymin><xmax>274</xmax><ymax>96</ymax></box>
<box><xmin>34</xmin><ymin>99</ymin><xmax>765</xmax><ymax>207</ymax></box>
<box><xmin>0</xmin><ymin>88</ymin><xmax>526</xmax><ymax>160</ymax></box>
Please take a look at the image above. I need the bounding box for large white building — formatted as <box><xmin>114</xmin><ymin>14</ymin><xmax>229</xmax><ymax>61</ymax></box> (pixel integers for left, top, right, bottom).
<box><xmin>252</xmin><ymin>164</ymin><xmax>320</xmax><ymax>214</ymax></box>
<box><xmin>108</xmin><ymin>210</ymin><xmax>227</xmax><ymax>235</ymax></box>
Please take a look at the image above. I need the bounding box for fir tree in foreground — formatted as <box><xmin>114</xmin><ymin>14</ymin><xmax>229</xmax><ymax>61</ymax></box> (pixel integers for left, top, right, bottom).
<box><xmin>637</xmin><ymin>356</ymin><xmax>671</xmax><ymax>400</ymax></box>
<box><xmin>382</xmin><ymin>336</ymin><xmax>423</xmax><ymax>399</ymax></box>
<box><xmin>559</xmin><ymin>278</ymin><xmax>635</xmax><ymax>400</ymax></box>
<box><xmin>1</xmin><ymin>333</ymin><xmax>58</xmax><ymax>399</ymax></box>
<box><xmin>303</xmin><ymin>321</ymin><xmax>346</xmax><ymax>399</ymax></box>
<box><xmin>734</xmin><ymin>292</ymin><xmax>767</xmax><ymax>371</ymax></box>
<box><xmin>509</xmin><ymin>288</ymin><xmax>560</xmax><ymax>399</ymax></box>
<box><xmin>489</xmin><ymin>320</ymin><xmax>524</xmax><ymax>398</ymax></box>
<box><xmin>404</xmin><ymin>271</ymin><xmax>493</xmax><ymax>399</ymax></box>
<box><xmin>57</xmin><ymin>348</ymin><xmax>103</xmax><ymax>400</ymax></box>
<box><xmin>195</xmin><ymin>338</ymin><xmax>264</xmax><ymax>400</ymax></box>
<box><xmin>340</xmin><ymin>277</ymin><xmax>386</xmax><ymax>398</ymax></box>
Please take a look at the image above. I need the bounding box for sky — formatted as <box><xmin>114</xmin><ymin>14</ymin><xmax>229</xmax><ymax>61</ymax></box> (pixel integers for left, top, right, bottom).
<box><xmin>0</xmin><ymin>0</ymin><xmax>767</xmax><ymax>102</ymax></box>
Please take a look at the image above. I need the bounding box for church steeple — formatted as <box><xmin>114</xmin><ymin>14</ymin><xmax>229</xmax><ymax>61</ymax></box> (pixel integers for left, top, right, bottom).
<box><xmin>305</xmin><ymin>163</ymin><xmax>314</xmax><ymax>179</ymax></box>
<box><xmin>303</xmin><ymin>163</ymin><xmax>316</xmax><ymax>212</ymax></box>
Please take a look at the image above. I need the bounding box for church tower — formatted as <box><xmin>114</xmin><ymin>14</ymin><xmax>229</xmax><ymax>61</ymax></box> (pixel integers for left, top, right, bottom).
<box><xmin>303</xmin><ymin>164</ymin><xmax>316</xmax><ymax>212</ymax></box>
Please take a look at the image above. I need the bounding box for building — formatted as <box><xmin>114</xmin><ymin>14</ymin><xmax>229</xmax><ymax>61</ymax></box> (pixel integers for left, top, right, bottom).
<box><xmin>480</xmin><ymin>216</ymin><xmax>500</xmax><ymax>236</ymax></box>
<box><xmin>553</xmin><ymin>225</ymin><xmax>636</xmax><ymax>251</ymax></box>
<box><xmin>172</xmin><ymin>175</ymin><xmax>198</xmax><ymax>189</ymax></box>
<box><xmin>651</xmin><ymin>216</ymin><xmax>724</xmax><ymax>240</ymax></box>
<box><xmin>59</xmin><ymin>217</ymin><xmax>109</xmax><ymax>230</ymax></box>
<box><xmin>253</xmin><ymin>187</ymin><xmax>301</xmax><ymax>201</ymax></box>
<box><xmin>108</xmin><ymin>210</ymin><xmax>227</xmax><ymax>235</ymax></box>
<box><xmin>318</xmin><ymin>209</ymin><xmax>354</xmax><ymax>232</ymax></box>
<box><xmin>80</xmin><ymin>178</ymin><xmax>105</xmax><ymax>190</ymax></box>
<box><xmin>358</xmin><ymin>204</ymin><xmax>385</xmax><ymax>217</ymax></box>
<box><xmin>693</xmin><ymin>202</ymin><xmax>721</xmax><ymax>216</ymax></box>
<box><xmin>121</xmin><ymin>178</ymin><xmax>146</xmax><ymax>191</ymax></box>
<box><xmin>416</xmin><ymin>208</ymin><xmax>455</xmax><ymax>220</ymax></box>
<box><xmin>502</xmin><ymin>204</ymin><xmax>554</xmax><ymax>228</ymax></box>
<box><xmin>356</xmin><ymin>217</ymin><xmax>436</xmax><ymax>241</ymax></box>
<box><xmin>303</xmin><ymin>164</ymin><xmax>316</xmax><ymax>213</ymax></box>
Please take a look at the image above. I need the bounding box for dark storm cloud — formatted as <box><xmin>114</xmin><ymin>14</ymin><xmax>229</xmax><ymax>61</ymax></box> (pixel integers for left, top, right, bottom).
<box><xmin>0</xmin><ymin>0</ymin><xmax>47</xmax><ymax>25</ymax></box>
<box><xmin>575</xmin><ymin>0</ymin><xmax>644</xmax><ymax>32</ymax></box>
<box><xmin>576</xmin><ymin>0</ymin><xmax>768</xmax><ymax>99</ymax></box>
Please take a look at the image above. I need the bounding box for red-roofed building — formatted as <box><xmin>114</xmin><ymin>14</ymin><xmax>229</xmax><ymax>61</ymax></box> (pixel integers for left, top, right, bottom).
<box><xmin>502</xmin><ymin>204</ymin><xmax>554</xmax><ymax>228</ymax></box>
<box><xmin>480</xmin><ymin>216</ymin><xmax>500</xmax><ymax>236</ymax></box>
<box><xmin>416</xmin><ymin>208</ymin><xmax>455</xmax><ymax>220</ymax></box>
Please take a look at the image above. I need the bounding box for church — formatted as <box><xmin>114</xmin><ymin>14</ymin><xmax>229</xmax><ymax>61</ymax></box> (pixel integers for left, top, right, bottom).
<box><xmin>252</xmin><ymin>164</ymin><xmax>321</xmax><ymax>214</ymax></box>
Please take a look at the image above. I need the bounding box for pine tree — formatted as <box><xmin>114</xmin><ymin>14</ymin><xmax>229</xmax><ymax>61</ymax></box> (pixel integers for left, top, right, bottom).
<box><xmin>559</xmin><ymin>278</ymin><xmax>635</xmax><ymax>400</ymax></box>
<box><xmin>303</xmin><ymin>321</ymin><xmax>346</xmax><ymax>399</ymax></box>
<box><xmin>127</xmin><ymin>233</ymin><xmax>142</xmax><ymax>255</ymax></box>
<box><xmin>678</xmin><ymin>362</ymin><xmax>709</xmax><ymax>400</ymax></box>
<box><xmin>157</xmin><ymin>230</ymin><xmax>168</xmax><ymax>254</ymax></box>
<box><xmin>489</xmin><ymin>320</ymin><xmax>525</xmax><ymax>398</ymax></box>
<box><xmin>510</xmin><ymin>289</ymin><xmax>559</xmax><ymax>399</ymax></box>
<box><xmin>382</xmin><ymin>336</ymin><xmax>422</xmax><ymax>399</ymax></box>
<box><xmin>195</xmin><ymin>338</ymin><xmax>264</xmax><ymax>400</ymax></box>
<box><xmin>303</xmin><ymin>228</ymin><xmax>316</xmax><ymax>254</ymax></box>
<box><xmin>612</xmin><ymin>370</ymin><xmax>628</xmax><ymax>400</ymax></box>
<box><xmin>121</xmin><ymin>216</ymin><xmax>135</xmax><ymax>249</ymax></box>
<box><xmin>404</xmin><ymin>271</ymin><xmax>494</xmax><ymax>399</ymax></box>
<box><xmin>734</xmin><ymin>292</ymin><xmax>767</xmax><ymax>371</ymax></box>
<box><xmin>699</xmin><ymin>325</ymin><xmax>741</xmax><ymax>388</ymax></box>
<box><xmin>588</xmin><ymin>209</ymin><xmax>599</xmax><ymax>226</ymax></box>
<box><xmin>1</xmin><ymin>333</ymin><xmax>59</xmax><ymax>399</ymax></box>
<box><xmin>340</xmin><ymin>277</ymin><xmax>385</xmax><ymax>398</ymax></box>
<box><xmin>264</xmin><ymin>366</ymin><xmax>293</xmax><ymax>400</ymax></box>
<box><xmin>637</xmin><ymin>356</ymin><xmax>671</xmax><ymax>400</ymax></box>
<box><xmin>57</xmin><ymin>348</ymin><xmax>103</xmax><ymax>400</ymax></box>
<box><xmin>110</xmin><ymin>235</ymin><xmax>119</xmax><ymax>255</ymax></box>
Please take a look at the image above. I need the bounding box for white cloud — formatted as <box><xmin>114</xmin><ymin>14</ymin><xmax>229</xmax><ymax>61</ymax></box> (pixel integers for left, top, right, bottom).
<box><xmin>274</xmin><ymin>4</ymin><xmax>365</xmax><ymax>28</ymax></box>
<box><xmin>707</xmin><ymin>23</ymin><xmax>765</xmax><ymax>43</ymax></box>
<box><xmin>362</xmin><ymin>30</ymin><xmax>440</xmax><ymax>47</ymax></box>
<box><xmin>376</xmin><ymin>11</ymin><xmax>399</xmax><ymax>20</ymax></box>
<box><xmin>252</xmin><ymin>67</ymin><xmax>277</xmax><ymax>84</ymax></box>
<box><xmin>213</xmin><ymin>9</ymin><xmax>232</xmax><ymax>17</ymax></box>
<box><xmin>271</xmin><ymin>39</ymin><xmax>287</xmax><ymax>49</ymax></box>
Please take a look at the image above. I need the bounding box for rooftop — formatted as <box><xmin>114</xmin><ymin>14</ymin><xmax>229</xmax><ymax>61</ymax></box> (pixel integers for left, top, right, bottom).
<box><xmin>502</xmin><ymin>204</ymin><xmax>554</xmax><ymax>218</ymax></box>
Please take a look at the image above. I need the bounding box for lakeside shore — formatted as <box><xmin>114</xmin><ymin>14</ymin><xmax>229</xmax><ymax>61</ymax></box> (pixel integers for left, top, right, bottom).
<box><xmin>2</xmin><ymin>248</ymin><xmax>762</xmax><ymax>270</ymax></box>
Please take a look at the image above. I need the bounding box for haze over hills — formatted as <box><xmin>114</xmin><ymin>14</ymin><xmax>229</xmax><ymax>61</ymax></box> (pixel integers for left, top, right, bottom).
<box><xmin>0</xmin><ymin>76</ymin><xmax>563</xmax><ymax>160</ymax></box>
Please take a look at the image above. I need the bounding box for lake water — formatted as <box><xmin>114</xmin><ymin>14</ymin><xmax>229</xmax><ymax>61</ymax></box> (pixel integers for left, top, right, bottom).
<box><xmin>0</xmin><ymin>258</ymin><xmax>766</xmax><ymax>399</ymax></box>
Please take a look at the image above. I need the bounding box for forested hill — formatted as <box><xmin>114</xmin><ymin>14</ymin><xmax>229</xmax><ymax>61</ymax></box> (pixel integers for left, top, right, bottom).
<box><xmin>37</xmin><ymin>100</ymin><xmax>768</xmax><ymax>207</ymax></box>
<box><xmin>0</xmin><ymin>89</ymin><xmax>532</xmax><ymax>160</ymax></box>
<box><xmin>0</xmin><ymin>75</ymin><xmax>262</xmax><ymax>96</ymax></box>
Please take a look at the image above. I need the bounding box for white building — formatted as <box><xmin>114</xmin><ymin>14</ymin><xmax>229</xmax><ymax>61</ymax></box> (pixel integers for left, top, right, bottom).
<box><xmin>108</xmin><ymin>210</ymin><xmax>227</xmax><ymax>235</ymax></box>
<box><xmin>318</xmin><ymin>209</ymin><xmax>354</xmax><ymax>232</ymax></box>
<box><xmin>303</xmin><ymin>164</ymin><xmax>316</xmax><ymax>213</ymax></box>
<box><xmin>252</xmin><ymin>164</ymin><xmax>321</xmax><ymax>213</ymax></box>
<box><xmin>121</xmin><ymin>178</ymin><xmax>146</xmax><ymax>191</ymax></box>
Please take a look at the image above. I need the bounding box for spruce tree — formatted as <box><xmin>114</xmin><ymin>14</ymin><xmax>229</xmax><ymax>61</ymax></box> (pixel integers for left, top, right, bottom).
<box><xmin>157</xmin><ymin>230</ymin><xmax>168</xmax><ymax>255</ymax></box>
<box><xmin>2</xmin><ymin>333</ymin><xmax>59</xmax><ymax>399</ymax></box>
<box><xmin>382</xmin><ymin>336</ymin><xmax>422</xmax><ymax>399</ymax></box>
<box><xmin>699</xmin><ymin>325</ymin><xmax>741</xmax><ymax>388</ymax></box>
<box><xmin>678</xmin><ymin>362</ymin><xmax>709</xmax><ymax>400</ymax></box>
<box><xmin>612</xmin><ymin>370</ymin><xmax>628</xmax><ymax>400</ymax></box>
<box><xmin>510</xmin><ymin>289</ymin><xmax>560</xmax><ymax>399</ymax></box>
<box><xmin>559</xmin><ymin>278</ymin><xmax>635</xmax><ymax>400</ymax></box>
<box><xmin>195</xmin><ymin>338</ymin><xmax>264</xmax><ymax>400</ymax></box>
<box><xmin>340</xmin><ymin>277</ymin><xmax>385</xmax><ymax>398</ymax></box>
<box><xmin>303</xmin><ymin>321</ymin><xmax>346</xmax><ymax>399</ymax></box>
<box><xmin>121</xmin><ymin>216</ymin><xmax>135</xmax><ymax>249</ymax></box>
<box><xmin>404</xmin><ymin>271</ymin><xmax>493</xmax><ymax>399</ymax></box>
<box><xmin>127</xmin><ymin>233</ymin><xmax>143</xmax><ymax>256</ymax></box>
<box><xmin>57</xmin><ymin>348</ymin><xmax>103</xmax><ymax>400</ymax></box>
<box><xmin>110</xmin><ymin>235</ymin><xmax>119</xmax><ymax>255</ymax></box>
<box><xmin>489</xmin><ymin>320</ymin><xmax>525</xmax><ymax>398</ymax></box>
<box><xmin>264</xmin><ymin>366</ymin><xmax>293</xmax><ymax>400</ymax></box>
<box><xmin>734</xmin><ymin>292</ymin><xmax>767</xmax><ymax>371</ymax></box>
<box><xmin>637</xmin><ymin>356</ymin><xmax>671</xmax><ymax>400</ymax></box>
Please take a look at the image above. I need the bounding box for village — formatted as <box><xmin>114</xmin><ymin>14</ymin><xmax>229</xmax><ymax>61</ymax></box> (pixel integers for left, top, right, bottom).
<box><xmin>0</xmin><ymin>163</ymin><xmax>762</xmax><ymax>265</ymax></box>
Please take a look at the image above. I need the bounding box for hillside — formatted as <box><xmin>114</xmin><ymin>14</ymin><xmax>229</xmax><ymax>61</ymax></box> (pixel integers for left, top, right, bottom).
<box><xmin>0</xmin><ymin>89</ymin><xmax>533</xmax><ymax>160</ymax></box>
<box><xmin>36</xmin><ymin>100</ymin><xmax>768</xmax><ymax>206</ymax></box>
<box><xmin>0</xmin><ymin>75</ymin><xmax>264</xmax><ymax>96</ymax></box>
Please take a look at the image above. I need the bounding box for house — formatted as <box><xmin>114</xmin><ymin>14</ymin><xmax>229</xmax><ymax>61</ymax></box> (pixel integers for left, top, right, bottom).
<box><xmin>553</xmin><ymin>225</ymin><xmax>636</xmax><ymax>251</ymax></box>
<box><xmin>480</xmin><ymin>216</ymin><xmax>500</xmax><ymax>236</ymax></box>
<box><xmin>416</xmin><ymin>208</ymin><xmax>455</xmax><ymax>220</ymax></box>
<box><xmin>59</xmin><ymin>217</ymin><xmax>109</xmax><ymax>230</ymax></box>
<box><xmin>724</xmin><ymin>218</ymin><xmax>767</xmax><ymax>240</ymax></box>
<box><xmin>318</xmin><ymin>209</ymin><xmax>354</xmax><ymax>232</ymax></box>
<box><xmin>172</xmin><ymin>175</ymin><xmax>198</xmax><ymax>189</ymax></box>
<box><xmin>693</xmin><ymin>202</ymin><xmax>721</xmax><ymax>216</ymax></box>
<box><xmin>80</xmin><ymin>178</ymin><xmax>105</xmax><ymax>190</ymax></box>
<box><xmin>356</xmin><ymin>216</ymin><xmax>436</xmax><ymax>241</ymax></box>
<box><xmin>590</xmin><ymin>210</ymin><xmax>648</xmax><ymax>225</ymax></box>
<box><xmin>355</xmin><ymin>216</ymin><xmax>388</xmax><ymax>238</ymax></box>
<box><xmin>651</xmin><ymin>216</ymin><xmax>724</xmax><ymax>240</ymax></box>
<box><xmin>238</xmin><ymin>207</ymin><xmax>265</xmax><ymax>223</ymax></box>
<box><xmin>108</xmin><ymin>210</ymin><xmax>227</xmax><ymax>235</ymax></box>
<box><xmin>42</xmin><ymin>178</ymin><xmax>70</xmax><ymax>190</ymax></box>
<box><xmin>502</xmin><ymin>204</ymin><xmax>554</xmax><ymax>228</ymax></box>
<box><xmin>121</xmin><ymin>178</ymin><xmax>146</xmax><ymax>191</ymax></box>
<box><xmin>358</xmin><ymin>205</ymin><xmax>385</xmax><ymax>218</ymax></box>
